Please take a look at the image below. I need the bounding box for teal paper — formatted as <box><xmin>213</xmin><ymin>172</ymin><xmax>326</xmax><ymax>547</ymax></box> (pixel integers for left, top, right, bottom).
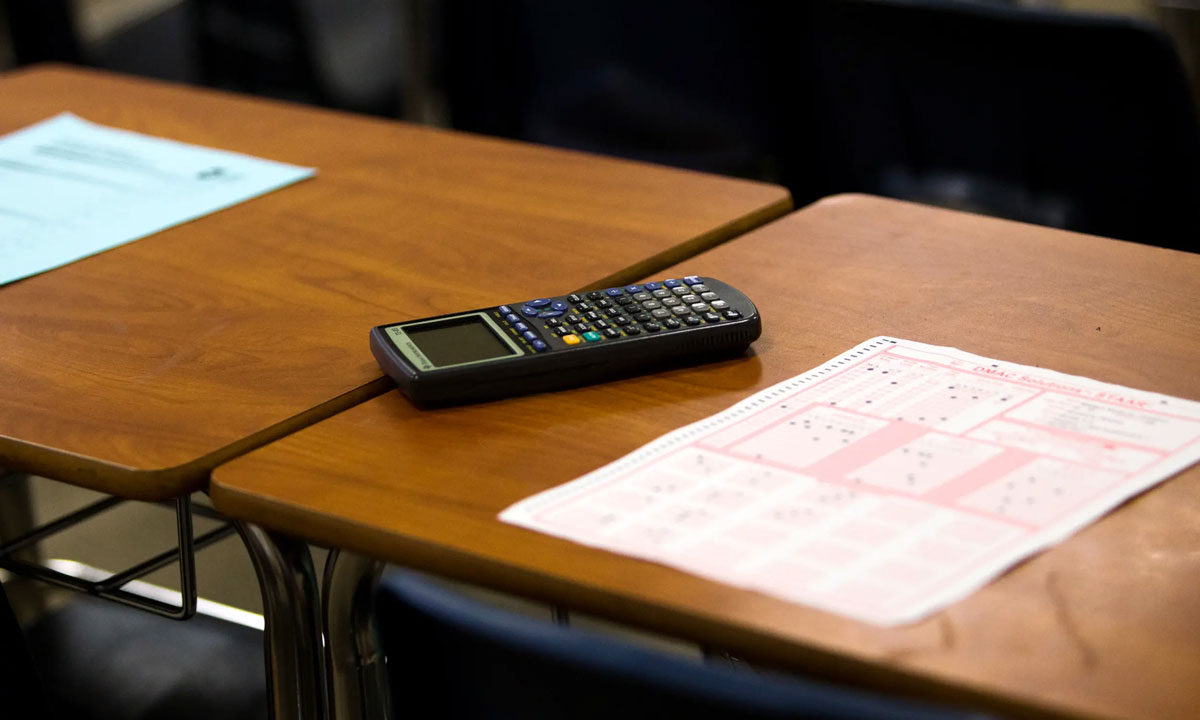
<box><xmin>0</xmin><ymin>113</ymin><xmax>315</xmax><ymax>285</ymax></box>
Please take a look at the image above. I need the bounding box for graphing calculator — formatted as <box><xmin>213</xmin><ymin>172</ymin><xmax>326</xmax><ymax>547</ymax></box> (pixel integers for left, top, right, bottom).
<box><xmin>370</xmin><ymin>276</ymin><xmax>761</xmax><ymax>406</ymax></box>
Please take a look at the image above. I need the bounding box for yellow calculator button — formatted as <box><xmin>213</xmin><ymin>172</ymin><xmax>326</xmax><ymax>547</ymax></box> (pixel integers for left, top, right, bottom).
<box><xmin>562</xmin><ymin>334</ymin><xmax>581</xmax><ymax>345</ymax></box>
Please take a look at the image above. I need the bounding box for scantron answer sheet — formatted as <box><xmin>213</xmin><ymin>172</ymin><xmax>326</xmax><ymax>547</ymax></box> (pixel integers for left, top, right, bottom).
<box><xmin>501</xmin><ymin>337</ymin><xmax>1200</xmax><ymax>625</ymax></box>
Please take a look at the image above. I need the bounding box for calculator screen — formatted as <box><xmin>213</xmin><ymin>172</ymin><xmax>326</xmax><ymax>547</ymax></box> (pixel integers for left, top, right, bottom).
<box><xmin>403</xmin><ymin>315</ymin><xmax>518</xmax><ymax>367</ymax></box>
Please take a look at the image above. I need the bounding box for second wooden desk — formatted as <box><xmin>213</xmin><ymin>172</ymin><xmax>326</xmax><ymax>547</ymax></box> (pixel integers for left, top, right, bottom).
<box><xmin>212</xmin><ymin>195</ymin><xmax>1200</xmax><ymax>720</ymax></box>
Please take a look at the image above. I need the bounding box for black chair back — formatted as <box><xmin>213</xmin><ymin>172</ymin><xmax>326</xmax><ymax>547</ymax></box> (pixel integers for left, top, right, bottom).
<box><xmin>439</xmin><ymin>0</ymin><xmax>780</xmax><ymax>180</ymax></box>
<box><xmin>783</xmin><ymin>0</ymin><xmax>1200</xmax><ymax>249</ymax></box>
<box><xmin>376</xmin><ymin>570</ymin><xmax>987</xmax><ymax>720</ymax></box>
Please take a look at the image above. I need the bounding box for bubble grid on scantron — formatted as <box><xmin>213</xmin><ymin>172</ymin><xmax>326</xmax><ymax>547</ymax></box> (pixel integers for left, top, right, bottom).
<box><xmin>501</xmin><ymin>337</ymin><xmax>1200</xmax><ymax>625</ymax></box>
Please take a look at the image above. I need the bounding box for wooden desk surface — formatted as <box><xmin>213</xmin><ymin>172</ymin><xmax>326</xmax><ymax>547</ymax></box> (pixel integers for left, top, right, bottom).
<box><xmin>0</xmin><ymin>65</ymin><xmax>789</xmax><ymax>500</ymax></box>
<box><xmin>212</xmin><ymin>195</ymin><xmax>1200</xmax><ymax>720</ymax></box>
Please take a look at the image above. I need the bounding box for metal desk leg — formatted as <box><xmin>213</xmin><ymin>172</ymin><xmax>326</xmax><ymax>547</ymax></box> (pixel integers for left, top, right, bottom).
<box><xmin>323</xmin><ymin>550</ymin><xmax>387</xmax><ymax>720</ymax></box>
<box><xmin>0</xmin><ymin>471</ymin><xmax>45</xmax><ymax>619</ymax></box>
<box><xmin>0</xmin><ymin>471</ymin><xmax>37</xmax><ymax>550</ymax></box>
<box><xmin>237</xmin><ymin>522</ymin><xmax>328</xmax><ymax>720</ymax></box>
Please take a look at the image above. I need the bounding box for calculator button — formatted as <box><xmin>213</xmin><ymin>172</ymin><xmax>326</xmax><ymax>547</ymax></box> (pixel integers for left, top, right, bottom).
<box><xmin>532</xmin><ymin>340</ymin><xmax>548</xmax><ymax>352</ymax></box>
<box><xmin>603</xmin><ymin>327</ymin><xmax>621</xmax><ymax>339</ymax></box>
<box><xmin>663</xmin><ymin>279</ymin><xmax>682</xmax><ymax>288</ymax></box>
<box><xmin>671</xmin><ymin>306</ymin><xmax>691</xmax><ymax>316</ymax></box>
<box><xmin>633</xmin><ymin>292</ymin><xmax>652</xmax><ymax>302</ymax></box>
<box><xmin>527</xmin><ymin>298</ymin><xmax>551</xmax><ymax>307</ymax></box>
<box><xmin>568</xmin><ymin>294</ymin><xmax>586</xmax><ymax>304</ymax></box>
<box><xmin>690</xmin><ymin>303</ymin><xmax>710</xmax><ymax>312</ymax></box>
<box><xmin>703</xmin><ymin>312</ymin><xmax>722</xmax><ymax>323</ymax></box>
<box><xmin>582</xmin><ymin>331</ymin><xmax>602</xmax><ymax>342</ymax></box>
<box><xmin>523</xmin><ymin>330</ymin><xmax>538</xmax><ymax>341</ymax></box>
<box><xmin>644</xmin><ymin>322</ymin><xmax>663</xmax><ymax>332</ymax></box>
<box><xmin>572</xmin><ymin>323</ymin><xmax>588</xmax><ymax>333</ymax></box>
<box><xmin>651</xmin><ymin>308</ymin><xmax>671</xmax><ymax>319</ymax></box>
<box><xmin>671</xmin><ymin>286</ymin><xmax>691</xmax><ymax>296</ymax></box>
<box><xmin>624</xmin><ymin>325</ymin><xmax>642</xmax><ymax>335</ymax></box>
<box><xmin>615</xmin><ymin>295</ymin><xmax>634</xmax><ymax>305</ymax></box>
<box><xmin>604</xmin><ymin>308</ymin><xmax>622</xmax><ymax>318</ymax></box>
<box><xmin>664</xmin><ymin>318</ymin><xmax>681</xmax><ymax>329</ymax></box>
<box><xmin>633</xmin><ymin>312</ymin><xmax>652</xmax><ymax>322</ymax></box>
<box><xmin>566</xmin><ymin>314</ymin><xmax>583</xmax><ymax>324</ymax></box>
<box><xmin>710</xmin><ymin>300</ymin><xmax>729</xmax><ymax>310</ymax></box>
<box><xmin>537</xmin><ymin>310</ymin><xmax>564</xmax><ymax>318</ymax></box>
<box><xmin>562</xmin><ymin>334</ymin><xmax>582</xmax><ymax>345</ymax></box>
<box><xmin>651</xmin><ymin>289</ymin><xmax>672</xmax><ymax>299</ymax></box>
<box><xmin>596</xmin><ymin>298</ymin><xmax>613</xmax><ymax>308</ymax></box>
<box><xmin>641</xmin><ymin>300</ymin><xmax>662</xmax><ymax>310</ymax></box>
<box><xmin>662</xmin><ymin>297</ymin><xmax>681</xmax><ymax>307</ymax></box>
<box><xmin>587</xmin><ymin>291</ymin><xmax>604</xmax><ymax>300</ymax></box>
<box><xmin>683</xmin><ymin>276</ymin><xmax>703</xmax><ymax>285</ymax></box>
<box><xmin>700</xmin><ymin>292</ymin><xmax>719</xmax><ymax>301</ymax></box>
<box><xmin>594</xmin><ymin>319</ymin><xmax>610</xmax><ymax>329</ymax></box>
<box><xmin>515</xmin><ymin>322</ymin><xmax>530</xmax><ymax>332</ymax></box>
<box><xmin>554</xmin><ymin>326</ymin><xmax>570</xmax><ymax>336</ymax></box>
<box><xmin>690</xmin><ymin>284</ymin><xmax>710</xmax><ymax>293</ymax></box>
<box><xmin>546</xmin><ymin>318</ymin><xmax>562</xmax><ymax>327</ymax></box>
<box><xmin>551</xmin><ymin>301</ymin><xmax>569</xmax><ymax>311</ymax></box>
<box><xmin>614</xmin><ymin>316</ymin><xmax>631</xmax><ymax>326</ymax></box>
<box><xmin>684</xmin><ymin>316</ymin><xmax>702</xmax><ymax>326</ymax></box>
<box><xmin>521</xmin><ymin>306</ymin><xmax>540</xmax><ymax>317</ymax></box>
<box><xmin>498</xmin><ymin>305</ymin><xmax>512</xmax><ymax>314</ymax></box>
<box><xmin>624</xmin><ymin>285</ymin><xmax>642</xmax><ymax>293</ymax></box>
<box><xmin>505</xmin><ymin>313</ymin><xmax>520</xmax><ymax>324</ymax></box>
<box><xmin>724</xmin><ymin>310</ymin><xmax>742</xmax><ymax>320</ymax></box>
<box><xmin>583</xmin><ymin>311</ymin><xmax>600</xmax><ymax>321</ymax></box>
<box><xmin>680</xmin><ymin>294</ymin><xmax>699</xmax><ymax>304</ymax></box>
<box><xmin>606</xmin><ymin>288</ymin><xmax>624</xmax><ymax>297</ymax></box>
<box><xmin>643</xmin><ymin>282</ymin><xmax>662</xmax><ymax>290</ymax></box>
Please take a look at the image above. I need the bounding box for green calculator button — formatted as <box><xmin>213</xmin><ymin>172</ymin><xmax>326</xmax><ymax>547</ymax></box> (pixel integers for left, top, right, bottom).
<box><xmin>582</xmin><ymin>331</ymin><xmax>603</xmax><ymax>342</ymax></box>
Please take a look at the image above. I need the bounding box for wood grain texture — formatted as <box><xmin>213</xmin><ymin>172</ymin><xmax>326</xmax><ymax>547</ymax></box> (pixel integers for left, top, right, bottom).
<box><xmin>212</xmin><ymin>195</ymin><xmax>1200</xmax><ymax>720</ymax></box>
<box><xmin>0</xmin><ymin>65</ymin><xmax>790</xmax><ymax>499</ymax></box>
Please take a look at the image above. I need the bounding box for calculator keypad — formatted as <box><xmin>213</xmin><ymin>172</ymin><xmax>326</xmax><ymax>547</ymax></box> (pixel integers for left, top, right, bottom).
<box><xmin>501</xmin><ymin>276</ymin><xmax>742</xmax><ymax>349</ymax></box>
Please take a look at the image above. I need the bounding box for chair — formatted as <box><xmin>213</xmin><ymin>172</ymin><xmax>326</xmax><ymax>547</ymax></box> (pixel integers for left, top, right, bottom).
<box><xmin>781</xmin><ymin>0</ymin><xmax>1200</xmax><ymax>250</ymax></box>
<box><xmin>437</xmin><ymin>0</ymin><xmax>781</xmax><ymax>180</ymax></box>
<box><xmin>192</xmin><ymin>0</ymin><xmax>402</xmax><ymax>116</ymax></box>
<box><xmin>22</xmin><ymin>594</ymin><xmax>268</xmax><ymax>720</ymax></box>
<box><xmin>375</xmin><ymin>570</ymin><xmax>989</xmax><ymax>720</ymax></box>
<box><xmin>0</xmin><ymin>0</ymin><xmax>82</xmax><ymax>66</ymax></box>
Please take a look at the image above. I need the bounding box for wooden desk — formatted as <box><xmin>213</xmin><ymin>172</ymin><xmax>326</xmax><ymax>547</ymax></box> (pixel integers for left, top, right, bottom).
<box><xmin>0</xmin><ymin>65</ymin><xmax>789</xmax><ymax>500</ymax></box>
<box><xmin>212</xmin><ymin>195</ymin><xmax>1200</xmax><ymax>720</ymax></box>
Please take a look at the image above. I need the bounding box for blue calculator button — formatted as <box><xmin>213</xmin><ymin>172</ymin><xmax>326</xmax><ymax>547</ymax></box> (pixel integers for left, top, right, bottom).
<box><xmin>497</xmin><ymin>305</ymin><xmax>512</xmax><ymax>314</ymax></box>
<box><xmin>663</xmin><ymin>278</ymin><xmax>682</xmax><ymax>288</ymax></box>
<box><xmin>605</xmin><ymin>288</ymin><xmax>623</xmax><ymax>297</ymax></box>
<box><xmin>537</xmin><ymin>310</ymin><xmax>564</xmax><ymax>318</ymax></box>
<box><xmin>644</xmin><ymin>282</ymin><xmax>661</xmax><ymax>290</ymax></box>
<box><xmin>527</xmin><ymin>298</ymin><xmax>552</xmax><ymax>308</ymax></box>
<box><xmin>624</xmin><ymin>285</ymin><xmax>642</xmax><ymax>293</ymax></box>
<box><xmin>551</xmin><ymin>300</ymin><xmax>569</xmax><ymax>311</ymax></box>
<box><xmin>523</xmin><ymin>330</ymin><xmax>538</xmax><ymax>341</ymax></box>
<box><xmin>683</xmin><ymin>276</ymin><xmax>703</xmax><ymax>285</ymax></box>
<box><xmin>515</xmin><ymin>322</ymin><xmax>529</xmax><ymax>332</ymax></box>
<box><xmin>532</xmin><ymin>340</ymin><xmax>548</xmax><ymax>352</ymax></box>
<box><xmin>505</xmin><ymin>313</ymin><xmax>520</xmax><ymax>323</ymax></box>
<box><xmin>521</xmin><ymin>305</ymin><xmax>540</xmax><ymax>317</ymax></box>
<box><xmin>582</xmin><ymin>331</ymin><xmax>602</xmax><ymax>342</ymax></box>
